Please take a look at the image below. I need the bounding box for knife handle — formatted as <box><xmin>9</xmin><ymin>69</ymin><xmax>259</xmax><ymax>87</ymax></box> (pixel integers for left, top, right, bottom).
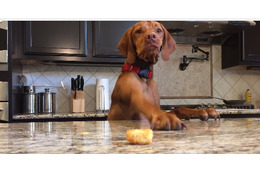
<box><xmin>77</xmin><ymin>75</ymin><xmax>81</xmax><ymax>90</ymax></box>
<box><xmin>75</xmin><ymin>78</ymin><xmax>78</xmax><ymax>91</ymax></box>
<box><xmin>80</xmin><ymin>76</ymin><xmax>84</xmax><ymax>91</ymax></box>
<box><xmin>71</xmin><ymin>78</ymin><xmax>75</xmax><ymax>91</ymax></box>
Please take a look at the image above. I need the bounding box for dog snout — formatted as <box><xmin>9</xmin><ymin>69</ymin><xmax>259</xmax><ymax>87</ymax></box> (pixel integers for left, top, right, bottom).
<box><xmin>146</xmin><ymin>33</ymin><xmax>157</xmax><ymax>42</ymax></box>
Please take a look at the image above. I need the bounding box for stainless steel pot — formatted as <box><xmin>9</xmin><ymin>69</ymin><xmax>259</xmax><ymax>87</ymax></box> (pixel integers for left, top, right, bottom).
<box><xmin>23</xmin><ymin>86</ymin><xmax>36</xmax><ymax>94</ymax></box>
<box><xmin>38</xmin><ymin>88</ymin><xmax>56</xmax><ymax>114</ymax></box>
<box><xmin>23</xmin><ymin>86</ymin><xmax>38</xmax><ymax>114</ymax></box>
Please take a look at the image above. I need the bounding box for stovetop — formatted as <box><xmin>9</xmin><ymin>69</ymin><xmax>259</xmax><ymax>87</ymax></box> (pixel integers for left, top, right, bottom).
<box><xmin>161</xmin><ymin>103</ymin><xmax>255</xmax><ymax>110</ymax></box>
<box><xmin>161</xmin><ymin>104</ymin><xmax>259</xmax><ymax>118</ymax></box>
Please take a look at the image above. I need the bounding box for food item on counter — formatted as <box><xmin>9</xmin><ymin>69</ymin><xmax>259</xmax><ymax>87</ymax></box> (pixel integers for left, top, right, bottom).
<box><xmin>126</xmin><ymin>129</ymin><xmax>153</xmax><ymax>145</ymax></box>
<box><xmin>245</xmin><ymin>89</ymin><xmax>252</xmax><ymax>104</ymax></box>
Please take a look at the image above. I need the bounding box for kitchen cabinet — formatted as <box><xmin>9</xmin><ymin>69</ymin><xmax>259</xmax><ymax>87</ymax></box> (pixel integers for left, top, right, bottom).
<box><xmin>222</xmin><ymin>21</ymin><xmax>260</xmax><ymax>69</ymax></box>
<box><xmin>11</xmin><ymin>21</ymin><xmax>131</xmax><ymax>64</ymax></box>
<box><xmin>92</xmin><ymin>21</ymin><xmax>138</xmax><ymax>58</ymax></box>
<box><xmin>24</xmin><ymin>21</ymin><xmax>87</xmax><ymax>56</ymax></box>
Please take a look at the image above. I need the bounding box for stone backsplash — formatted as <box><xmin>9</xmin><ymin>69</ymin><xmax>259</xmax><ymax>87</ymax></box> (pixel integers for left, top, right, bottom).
<box><xmin>21</xmin><ymin>45</ymin><xmax>260</xmax><ymax>113</ymax></box>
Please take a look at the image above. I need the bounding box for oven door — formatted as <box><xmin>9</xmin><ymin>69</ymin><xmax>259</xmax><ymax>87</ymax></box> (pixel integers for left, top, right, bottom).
<box><xmin>0</xmin><ymin>81</ymin><xmax>9</xmax><ymax>121</ymax></box>
<box><xmin>0</xmin><ymin>21</ymin><xmax>8</xmax><ymax>71</ymax></box>
<box><xmin>0</xmin><ymin>102</ymin><xmax>9</xmax><ymax>121</ymax></box>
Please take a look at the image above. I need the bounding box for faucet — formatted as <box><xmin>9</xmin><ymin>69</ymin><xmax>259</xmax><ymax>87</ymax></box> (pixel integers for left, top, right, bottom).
<box><xmin>179</xmin><ymin>45</ymin><xmax>209</xmax><ymax>71</ymax></box>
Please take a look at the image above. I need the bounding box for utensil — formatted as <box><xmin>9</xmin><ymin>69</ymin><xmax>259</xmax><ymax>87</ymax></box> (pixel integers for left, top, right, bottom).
<box><xmin>80</xmin><ymin>76</ymin><xmax>84</xmax><ymax>91</ymax></box>
<box><xmin>60</xmin><ymin>81</ymin><xmax>66</xmax><ymax>89</ymax></box>
<box><xmin>71</xmin><ymin>78</ymin><xmax>75</xmax><ymax>91</ymax></box>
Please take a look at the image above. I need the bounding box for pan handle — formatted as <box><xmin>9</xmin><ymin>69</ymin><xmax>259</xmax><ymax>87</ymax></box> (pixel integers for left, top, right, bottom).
<box><xmin>211</xmin><ymin>96</ymin><xmax>225</xmax><ymax>101</ymax></box>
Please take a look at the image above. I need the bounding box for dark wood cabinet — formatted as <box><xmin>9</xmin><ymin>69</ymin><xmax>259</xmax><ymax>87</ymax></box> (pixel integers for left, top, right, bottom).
<box><xmin>92</xmin><ymin>21</ymin><xmax>138</xmax><ymax>58</ymax></box>
<box><xmin>222</xmin><ymin>21</ymin><xmax>260</xmax><ymax>69</ymax></box>
<box><xmin>10</xmin><ymin>21</ymin><xmax>131</xmax><ymax>64</ymax></box>
<box><xmin>24</xmin><ymin>21</ymin><xmax>87</xmax><ymax>56</ymax></box>
<box><xmin>243</xmin><ymin>22</ymin><xmax>260</xmax><ymax>62</ymax></box>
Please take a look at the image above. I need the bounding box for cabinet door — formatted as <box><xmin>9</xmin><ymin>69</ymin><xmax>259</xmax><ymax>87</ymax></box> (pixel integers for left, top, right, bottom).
<box><xmin>243</xmin><ymin>21</ymin><xmax>260</xmax><ymax>61</ymax></box>
<box><xmin>93</xmin><ymin>21</ymin><xmax>138</xmax><ymax>58</ymax></box>
<box><xmin>24</xmin><ymin>21</ymin><xmax>87</xmax><ymax>56</ymax></box>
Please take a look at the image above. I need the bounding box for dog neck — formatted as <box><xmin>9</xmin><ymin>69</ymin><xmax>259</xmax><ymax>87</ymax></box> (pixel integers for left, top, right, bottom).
<box><xmin>122</xmin><ymin>58</ymin><xmax>153</xmax><ymax>79</ymax></box>
<box><xmin>132</xmin><ymin>58</ymin><xmax>153</xmax><ymax>71</ymax></box>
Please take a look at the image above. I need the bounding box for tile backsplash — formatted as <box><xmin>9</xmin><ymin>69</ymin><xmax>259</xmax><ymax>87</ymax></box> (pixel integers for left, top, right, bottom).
<box><xmin>22</xmin><ymin>65</ymin><xmax>121</xmax><ymax>113</ymax></box>
<box><xmin>22</xmin><ymin>45</ymin><xmax>260</xmax><ymax>113</ymax></box>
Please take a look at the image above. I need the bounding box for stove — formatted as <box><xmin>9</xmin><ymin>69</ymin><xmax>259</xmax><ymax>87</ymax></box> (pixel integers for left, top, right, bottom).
<box><xmin>161</xmin><ymin>104</ymin><xmax>255</xmax><ymax>110</ymax></box>
<box><xmin>161</xmin><ymin>104</ymin><xmax>259</xmax><ymax>118</ymax></box>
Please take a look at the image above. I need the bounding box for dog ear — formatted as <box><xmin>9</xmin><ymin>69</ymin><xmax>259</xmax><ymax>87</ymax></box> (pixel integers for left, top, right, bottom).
<box><xmin>117</xmin><ymin>26</ymin><xmax>136</xmax><ymax>64</ymax></box>
<box><xmin>160</xmin><ymin>24</ymin><xmax>176</xmax><ymax>61</ymax></box>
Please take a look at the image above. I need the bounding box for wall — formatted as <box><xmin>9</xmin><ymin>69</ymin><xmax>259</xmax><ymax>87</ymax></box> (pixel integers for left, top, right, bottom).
<box><xmin>160</xmin><ymin>45</ymin><xmax>260</xmax><ymax>107</ymax></box>
<box><xmin>22</xmin><ymin>45</ymin><xmax>260</xmax><ymax>113</ymax></box>
<box><xmin>154</xmin><ymin>44</ymin><xmax>212</xmax><ymax>98</ymax></box>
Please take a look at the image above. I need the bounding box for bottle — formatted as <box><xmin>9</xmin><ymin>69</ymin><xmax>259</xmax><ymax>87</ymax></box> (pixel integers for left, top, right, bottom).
<box><xmin>245</xmin><ymin>89</ymin><xmax>252</xmax><ymax>104</ymax></box>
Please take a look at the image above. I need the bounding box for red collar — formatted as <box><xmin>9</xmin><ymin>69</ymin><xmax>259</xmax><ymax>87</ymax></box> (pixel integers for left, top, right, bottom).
<box><xmin>122</xmin><ymin>64</ymin><xmax>153</xmax><ymax>79</ymax></box>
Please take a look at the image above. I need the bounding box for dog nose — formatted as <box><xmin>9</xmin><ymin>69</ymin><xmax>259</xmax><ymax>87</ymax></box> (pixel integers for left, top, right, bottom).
<box><xmin>146</xmin><ymin>33</ymin><xmax>157</xmax><ymax>41</ymax></box>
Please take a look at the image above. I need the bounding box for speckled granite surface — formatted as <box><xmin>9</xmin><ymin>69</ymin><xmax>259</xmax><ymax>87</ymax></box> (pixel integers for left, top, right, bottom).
<box><xmin>1</xmin><ymin>118</ymin><xmax>260</xmax><ymax>154</ymax></box>
<box><xmin>13</xmin><ymin>112</ymin><xmax>108</xmax><ymax>120</ymax></box>
<box><xmin>216</xmin><ymin>109</ymin><xmax>260</xmax><ymax>115</ymax></box>
<box><xmin>12</xmin><ymin>109</ymin><xmax>260</xmax><ymax>120</ymax></box>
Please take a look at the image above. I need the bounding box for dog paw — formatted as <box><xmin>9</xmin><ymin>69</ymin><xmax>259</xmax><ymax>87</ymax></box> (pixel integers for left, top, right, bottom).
<box><xmin>204</xmin><ymin>108</ymin><xmax>221</xmax><ymax>120</ymax></box>
<box><xmin>151</xmin><ymin>113</ymin><xmax>186</xmax><ymax>130</ymax></box>
<box><xmin>199</xmin><ymin>108</ymin><xmax>221</xmax><ymax>121</ymax></box>
<box><xmin>167</xmin><ymin>113</ymin><xmax>187</xmax><ymax>130</ymax></box>
<box><xmin>198</xmin><ymin>109</ymin><xmax>209</xmax><ymax>121</ymax></box>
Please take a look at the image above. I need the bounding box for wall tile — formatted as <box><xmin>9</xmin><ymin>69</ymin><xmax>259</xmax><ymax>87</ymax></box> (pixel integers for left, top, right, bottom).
<box><xmin>21</xmin><ymin>44</ymin><xmax>260</xmax><ymax>113</ymax></box>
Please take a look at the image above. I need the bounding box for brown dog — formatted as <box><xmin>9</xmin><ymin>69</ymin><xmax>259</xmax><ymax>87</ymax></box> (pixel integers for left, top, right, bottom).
<box><xmin>108</xmin><ymin>21</ymin><xmax>220</xmax><ymax>130</ymax></box>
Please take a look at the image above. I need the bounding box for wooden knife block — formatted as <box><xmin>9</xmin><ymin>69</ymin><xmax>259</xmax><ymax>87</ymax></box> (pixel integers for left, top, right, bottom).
<box><xmin>70</xmin><ymin>91</ymin><xmax>85</xmax><ymax>113</ymax></box>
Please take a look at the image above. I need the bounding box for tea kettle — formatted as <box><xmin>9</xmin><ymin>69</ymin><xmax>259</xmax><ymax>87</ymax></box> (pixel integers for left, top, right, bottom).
<box><xmin>96</xmin><ymin>79</ymin><xmax>110</xmax><ymax>113</ymax></box>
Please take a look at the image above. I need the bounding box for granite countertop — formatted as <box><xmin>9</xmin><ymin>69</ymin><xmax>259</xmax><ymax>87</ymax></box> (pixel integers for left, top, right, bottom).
<box><xmin>1</xmin><ymin>118</ymin><xmax>260</xmax><ymax>154</ymax></box>
<box><xmin>12</xmin><ymin>109</ymin><xmax>260</xmax><ymax>120</ymax></box>
<box><xmin>216</xmin><ymin>109</ymin><xmax>260</xmax><ymax>115</ymax></box>
<box><xmin>13</xmin><ymin>112</ymin><xmax>108</xmax><ymax>120</ymax></box>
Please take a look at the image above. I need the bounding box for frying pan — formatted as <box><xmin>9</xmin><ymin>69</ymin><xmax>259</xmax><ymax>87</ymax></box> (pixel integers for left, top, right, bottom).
<box><xmin>212</xmin><ymin>97</ymin><xmax>246</xmax><ymax>105</ymax></box>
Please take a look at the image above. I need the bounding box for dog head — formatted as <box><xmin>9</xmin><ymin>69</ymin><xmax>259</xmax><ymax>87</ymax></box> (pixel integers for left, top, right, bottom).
<box><xmin>117</xmin><ymin>21</ymin><xmax>176</xmax><ymax>64</ymax></box>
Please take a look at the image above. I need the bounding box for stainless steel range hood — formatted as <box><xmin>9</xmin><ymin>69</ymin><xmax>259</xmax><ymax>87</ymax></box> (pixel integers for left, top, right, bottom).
<box><xmin>159</xmin><ymin>21</ymin><xmax>256</xmax><ymax>44</ymax></box>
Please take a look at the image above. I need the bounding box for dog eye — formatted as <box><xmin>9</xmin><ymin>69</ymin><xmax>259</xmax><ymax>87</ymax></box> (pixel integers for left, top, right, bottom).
<box><xmin>157</xmin><ymin>28</ymin><xmax>162</xmax><ymax>33</ymax></box>
<box><xmin>136</xmin><ymin>29</ymin><xmax>142</xmax><ymax>34</ymax></box>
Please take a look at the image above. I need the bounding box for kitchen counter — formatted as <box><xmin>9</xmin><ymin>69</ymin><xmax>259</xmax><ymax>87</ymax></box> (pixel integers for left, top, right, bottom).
<box><xmin>12</xmin><ymin>109</ymin><xmax>260</xmax><ymax>121</ymax></box>
<box><xmin>1</xmin><ymin>118</ymin><xmax>260</xmax><ymax>154</ymax></box>
<box><xmin>216</xmin><ymin>108</ymin><xmax>260</xmax><ymax>115</ymax></box>
<box><xmin>12</xmin><ymin>112</ymin><xmax>108</xmax><ymax>121</ymax></box>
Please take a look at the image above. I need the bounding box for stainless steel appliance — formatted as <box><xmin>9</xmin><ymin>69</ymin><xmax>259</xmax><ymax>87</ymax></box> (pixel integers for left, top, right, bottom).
<box><xmin>0</xmin><ymin>21</ymin><xmax>8</xmax><ymax>71</ymax></box>
<box><xmin>0</xmin><ymin>21</ymin><xmax>9</xmax><ymax>121</ymax></box>
<box><xmin>161</xmin><ymin>103</ymin><xmax>256</xmax><ymax>118</ymax></box>
<box><xmin>0</xmin><ymin>81</ymin><xmax>9</xmax><ymax>121</ymax></box>
<box><xmin>159</xmin><ymin>21</ymin><xmax>256</xmax><ymax>45</ymax></box>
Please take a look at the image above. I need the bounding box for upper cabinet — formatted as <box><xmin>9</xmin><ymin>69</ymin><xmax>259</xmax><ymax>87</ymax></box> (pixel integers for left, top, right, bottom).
<box><xmin>10</xmin><ymin>21</ymin><xmax>135</xmax><ymax>64</ymax></box>
<box><xmin>92</xmin><ymin>21</ymin><xmax>138</xmax><ymax>57</ymax></box>
<box><xmin>222</xmin><ymin>21</ymin><xmax>260</xmax><ymax>69</ymax></box>
<box><xmin>243</xmin><ymin>23</ymin><xmax>260</xmax><ymax>62</ymax></box>
<box><xmin>24</xmin><ymin>21</ymin><xmax>87</xmax><ymax>56</ymax></box>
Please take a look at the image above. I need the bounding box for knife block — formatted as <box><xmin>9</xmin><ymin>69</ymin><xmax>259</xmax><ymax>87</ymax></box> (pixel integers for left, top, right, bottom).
<box><xmin>70</xmin><ymin>90</ymin><xmax>85</xmax><ymax>113</ymax></box>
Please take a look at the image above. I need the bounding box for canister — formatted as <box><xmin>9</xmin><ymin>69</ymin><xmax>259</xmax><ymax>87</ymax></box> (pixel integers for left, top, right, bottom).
<box><xmin>38</xmin><ymin>88</ymin><xmax>56</xmax><ymax>114</ymax></box>
<box><xmin>23</xmin><ymin>86</ymin><xmax>37</xmax><ymax>114</ymax></box>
